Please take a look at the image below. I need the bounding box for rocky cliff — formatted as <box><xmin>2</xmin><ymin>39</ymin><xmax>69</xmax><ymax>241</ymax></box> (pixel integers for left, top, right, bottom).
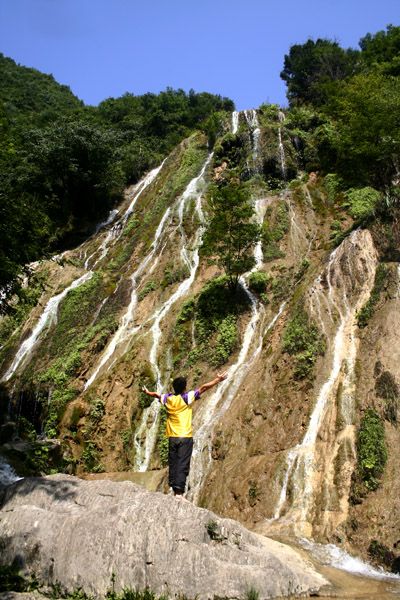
<box><xmin>1</xmin><ymin>107</ymin><xmax>400</xmax><ymax>578</ymax></box>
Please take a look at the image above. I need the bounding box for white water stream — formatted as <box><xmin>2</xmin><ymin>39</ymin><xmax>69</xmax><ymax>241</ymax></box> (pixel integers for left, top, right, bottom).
<box><xmin>271</xmin><ymin>230</ymin><xmax>378</xmax><ymax>530</ymax></box>
<box><xmin>231</xmin><ymin>111</ymin><xmax>239</xmax><ymax>134</ymax></box>
<box><xmin>133</xmin><ymin>154</ymin><xmax>213</xmax><ymax>470</ymax></box>
<box><xmin>0</xmin><ymin>455</ymin><xmax>21</xmax><ymax>485</ymax></box>
<box><xmin>301</xmin><ymin>538</ymin><xmax>400</xmax><ymax>582</ymax></box>
<box><xmin>84</xmin><ymin>206</ymin><xmax>172</xmax><ymax>390</ymax></box>
<box><xmin>84</xmin><ymin>161</ymin><xmax>166</xmax><ymax>270</ymax></box>
<box><xmin>244</xmin><ymin>110</ymin><xmax>261</xmax><ymax>170</ymax></box>
<box><xmin>187</xmin><ymin>195</ymin><xmax>285</xmax><ymax>502</ymax></box>
<box><xmin>278</xmin><ymin>111</ymin><xmax>287</xmax><ymax>179</ymax></box>
<box><xmin>2</xmin><ymin>271</ymin><xmax>93</xmax><ymax>383</ymax></box>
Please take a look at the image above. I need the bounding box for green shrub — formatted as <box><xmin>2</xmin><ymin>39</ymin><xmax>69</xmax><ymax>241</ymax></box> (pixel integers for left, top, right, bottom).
<box><xmin>123</xmin><ymin>215</ymin><xmax>140</xmax><ymax>236</ymax></box>
<box><xmin>205</xmin><ymin>520</ymin><xmax>222</xmax><ymax>541</ymax></box>
<box><xmin>176</xmin><ymin>298</ymin><xmax>195</xmax><ymax>324</ymax></box>
<box><xmin>44</xmin><ymin>387</ymin><xmax>78</xmax><ymax>438</ymax></box>
<box><xmin>357</xmin><ymin>264</ymin><xmax>388</xmax><ymax>328</ymax></box>
<box><xmin>323</xmin><ymin>173</ymin><xmax>343</xmax><ymax>199</ymax></box>
<box><xmin>81</xmin><ymin>441</ymin><xmax>104</xmax><ymax>473</ymax></box>
<box><xmin>346</xmin><ymin>187</ymin><xmax>381</xmax><ymax>220</ymax></box>
<box><xmin>24</xmin><ymin>443</ymin><xmax>51</xmax><ymax>475</ymax></box>
<box><xmin>89</xmin><ymin>397</ymin><xmax>106</xmax><ymax>424</ymax></box>
<box><xmin>283</xmin><ymin>301</ymin><xmax>325</xmax><ymax>378</ymax></box>
<box><xmin>0</xmin><ymin>564</ymin><xmax>29</xmax><ymax>592</ymax></box>
<box><xmin>138</xmin><ymin>280</ymin><xmax>157</xmax><ymax>301</ymax></box>
<box><xmin>212</xmin><ymin>314</ymin><xmax>237</xmax><ymax>367</ymax></box>
<box><xmin>357</xmin><ymin>408</ymin><xmax>387</xmax><ymax>491</ymax></box>
<box><xmin>248</xmin><ymin>271</ymin><xmax>271</xmax><ymax>293</ymax></box>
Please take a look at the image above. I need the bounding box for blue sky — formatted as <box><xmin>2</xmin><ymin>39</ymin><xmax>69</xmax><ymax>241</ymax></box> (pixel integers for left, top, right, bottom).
<box><xmin>0</xmin><ymin>0</ymin><xmax>399</xmax><ymax>111</ymax></box>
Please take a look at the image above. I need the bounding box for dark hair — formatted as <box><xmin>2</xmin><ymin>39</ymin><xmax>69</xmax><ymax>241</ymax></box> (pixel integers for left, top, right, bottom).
<box><xmin>173</xmin><ymin>376</ymin><xmax>187</xmax><ymax>395</ymax></box>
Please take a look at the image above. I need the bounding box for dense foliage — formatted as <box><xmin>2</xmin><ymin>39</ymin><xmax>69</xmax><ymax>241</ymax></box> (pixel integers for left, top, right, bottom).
<box><xmin>202</xmin><ymin>183</ymin><xmax>261</xmax><ymax>292</ymax></box>
<box><xmin>357</xmin><ymin>408</ymin><xmax>388</xmax><ymax>491</ymax></box>
<box><xmin>281</xmin><ymin>25</ymin><xmax>400</xmax><ymax>199</ymax></box>
<box><xmin>0</xmin><ymin>53</ymin><xmax>233</xmax><ymax>302</ymax></box>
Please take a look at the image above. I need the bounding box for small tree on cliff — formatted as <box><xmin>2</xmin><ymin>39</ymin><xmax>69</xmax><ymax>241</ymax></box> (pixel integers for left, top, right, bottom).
<box><xmin>202</xmin><ymin>182</ymin><xmax>261</xmax><ymax>293</ymax></box>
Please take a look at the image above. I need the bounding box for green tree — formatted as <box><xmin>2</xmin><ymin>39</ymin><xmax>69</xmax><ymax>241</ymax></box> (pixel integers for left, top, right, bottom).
<box><xmin>17</xmin><ymin>120</ymin><xmax>124</xmax><ymax>223</ymax></box>
<box><xmin>202</xmin><ymin>183</ymin><xmax>261</xmax><ymax>292</ymax></box>
<box><xmin>280</xmin><ymin>38</ymin><xmax>358</xmax><ymax>105</ymax></box>
<box><xmin>359</xmin><ymin>24</ymin><xmax>400</xmax><ymax>76</ymax></box>
<box><xmin>323</xmin><ymin>72</ymin><xmax>400</xmax><ymax>187</ymax></box>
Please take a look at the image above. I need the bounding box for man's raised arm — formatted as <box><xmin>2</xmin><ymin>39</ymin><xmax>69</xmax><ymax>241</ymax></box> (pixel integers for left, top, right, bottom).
<box><xmin>198</xmin><ymin>371</ymin><xmax>228</xmax><ymax>395</ymax></box>
<box><xmin>141</xmin><ymin>386</ymin><xmax>161</xmax><ymax>399</ymax></box>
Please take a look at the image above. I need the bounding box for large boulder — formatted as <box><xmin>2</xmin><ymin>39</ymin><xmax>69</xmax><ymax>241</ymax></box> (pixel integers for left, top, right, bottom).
<box><xmin>0</xmin><ymin>475</ymin><xmax>328</xmax><ymax>599</ymax></box>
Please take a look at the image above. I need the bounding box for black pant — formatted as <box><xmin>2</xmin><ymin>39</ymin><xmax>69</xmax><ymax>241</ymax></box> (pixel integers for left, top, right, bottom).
<box><xmin>168</xmin><ymin>437</ymin><xmax>194</xmax><ymax>493</ymax></box>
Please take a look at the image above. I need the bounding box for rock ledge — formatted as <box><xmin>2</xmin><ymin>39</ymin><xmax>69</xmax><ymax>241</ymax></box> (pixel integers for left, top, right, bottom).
<box><xmin>0</xmin><ymin>475</ymin><xmax>328</xmax><ymax>599</ymax></box>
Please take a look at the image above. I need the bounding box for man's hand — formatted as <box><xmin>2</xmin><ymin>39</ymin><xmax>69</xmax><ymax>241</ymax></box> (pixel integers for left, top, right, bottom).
<box><xmin>141</xmin><ymin>386</ymin><xmax>160</xmax><ymax>399</ymax></box>
<box><xmin>199</xmin><ymin>371</ymin><xmax>228</xmax><ymax>395</ymax></box>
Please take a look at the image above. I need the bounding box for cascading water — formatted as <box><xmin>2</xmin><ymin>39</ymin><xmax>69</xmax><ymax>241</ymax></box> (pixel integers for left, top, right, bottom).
<box><xmin>0</xmin><ymin>456</ymin><xmax>21</xmax><ymax>485</ymax></box>
<box><xmin>270</xmin><ymin>229</ymin><xmax>378</xmax><ymax>536</ymax></box>
<box><xmin>133</xmin><ymin>154</ymin><xmax>213</xmax><ymax>471</ymax></box>
<box><xmin>81</xmin><ymin>162</ymin><xmax>173</xmax><ymax>388</ymax></box>
<box><xmin>278</xmin><ymin>111</ymin><xmax>287</xmax><ymax>180</ymax></box>
<box><xmin>187</xmin><ymin>193</ymin><xmax>285</xmax><ymax>503</ymax></box>
<box><xmin>84</xmin><ymin>161</ymin><xmax>166</xmax><ymax>271</ymax></box>
<box><xmin>244</xmin><ymin>110</ymin><xmax>261</xmax><ymax>171</ymax></box>
<box><xmin>232</xmin><ymin>111</ymin><xmax>239</xmax><ymax>134</ymax></box>
<box><xmin>2</xmin><ymin>271</ymin><xmax>93</xmax><ymax>383</ymax></box>
<box><xmin>84</xmin><ymin>205</ymin><xmax>172</xmax><ymax>390</ymax></box>
<box><xmin>2</xmin><ymin>160</ymin><xmax>168</xmax><ymax>388</ymax></box>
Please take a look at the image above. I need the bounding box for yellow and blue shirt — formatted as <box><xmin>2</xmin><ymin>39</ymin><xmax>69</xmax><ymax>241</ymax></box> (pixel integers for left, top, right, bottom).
<box><xmin>160</xmin><ymin>389</ymin><xmax>200</xmax><ymax>437</ymax></box>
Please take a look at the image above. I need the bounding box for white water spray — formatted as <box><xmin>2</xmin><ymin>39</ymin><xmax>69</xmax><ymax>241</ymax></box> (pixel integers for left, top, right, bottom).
<box><xmin>2</xmin><ymin>271</ymin><xmax>93</xmax><ymax>382</ymax></box>
<box><xmin>0</xmin><ymin>456</ymin><xmax>21</xmax><ymax>485</ymax></box>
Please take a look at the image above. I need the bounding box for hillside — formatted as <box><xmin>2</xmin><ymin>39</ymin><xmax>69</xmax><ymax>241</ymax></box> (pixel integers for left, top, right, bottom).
<box><xmin>1</xmin><ymin>25</ymin><xmax>400</xmax><ymax>595</ymax></box>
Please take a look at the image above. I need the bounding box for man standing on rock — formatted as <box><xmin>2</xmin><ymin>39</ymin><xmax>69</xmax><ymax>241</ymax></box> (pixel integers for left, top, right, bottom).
<box><xmin>142</xmin><ymin>371</ymin><xmax>227</xmax><ymax>500</ymax></box>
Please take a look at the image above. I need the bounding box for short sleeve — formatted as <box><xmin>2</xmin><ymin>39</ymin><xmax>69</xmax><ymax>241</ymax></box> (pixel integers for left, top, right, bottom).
<box><xmin>181</xmin><ymin>389</ymin><xmax>200</xmax><ymax>405</ymax></box>
<box><xmin>160</xmin><ymin>394</ymin><xmax>167</xmax><ymax>405</ymax></box>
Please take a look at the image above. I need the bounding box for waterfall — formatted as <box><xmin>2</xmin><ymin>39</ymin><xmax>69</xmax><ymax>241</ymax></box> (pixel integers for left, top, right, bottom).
<box><xmin>278</xmin><ymin>111</ymin><xmax>287</xmax><ymax>179</ymax></box>
<box><xmin>270</xmin><ymin>230</ymin><xmax>378</xmax><ymax>533</ymax></box>
<box><xmin>2</xmin><ymin>271</ymin><xmax>93</xmax><ymax>383</ymax></box>
<box><xmin>187</xmin><ymin>194</ymin><xmax>283</xmax><ymax>502</ymax></box>
<box><xmin>84</xmin><ymin>161</ymin><xmax>166</xmax><ymax>270</ymax></box>
<box><xmin>232</xmin><ymin>111</ymin><xmax>239</xmax><ymax>134</ymax></box>
<box><xmin>244</xmin><ymin>110</ymin><xmax>261</xmax><ymax>171</ymax></box>
<box><xmin>84</xmin><ymin>206</ymin><xmax>172</xmax><ymax>390</ymax></box>
<box><xmin>133</xmin><ymin>154</ymin><xmax>213</xmax><ymax>471</ymax></box>
<box><xmin>253</xmin><ymin>198</ymin><xmax>267</xmax><ymax>268</ymax></box>
<box><xmin>188</xmin><ymin>298</ymin><xmax>286</xmax><ymax>503</ymax></box>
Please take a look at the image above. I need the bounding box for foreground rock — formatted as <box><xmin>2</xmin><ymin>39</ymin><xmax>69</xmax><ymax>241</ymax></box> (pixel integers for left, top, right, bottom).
<box><xmin>0</xmin><ymin>474</ymin><xmax>328</xmax><ymax>599</ymax></box>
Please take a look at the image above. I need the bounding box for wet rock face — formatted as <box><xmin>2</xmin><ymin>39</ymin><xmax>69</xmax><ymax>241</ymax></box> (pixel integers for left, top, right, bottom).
<box><xmin>0</xmin><ymin>475</ymin><xmax>328</xmax><ymax>600</ymax></box>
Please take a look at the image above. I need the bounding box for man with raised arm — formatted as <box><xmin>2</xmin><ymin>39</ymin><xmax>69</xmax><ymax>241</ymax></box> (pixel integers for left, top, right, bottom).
<box><xmin>142</xmin><ymin>371</ymin><xmax>228</xmax><ymax>500</ymax></box>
